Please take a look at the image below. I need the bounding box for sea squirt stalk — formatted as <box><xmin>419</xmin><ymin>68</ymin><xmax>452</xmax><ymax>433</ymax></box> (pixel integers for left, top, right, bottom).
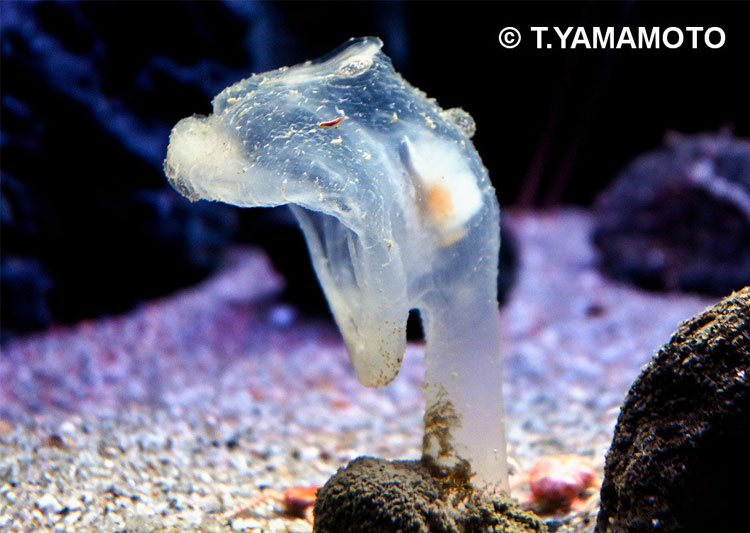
<box><xmin>164</xmin><ymin>37</ymin><xmax>508</xmax><ymax>490</ymax></box>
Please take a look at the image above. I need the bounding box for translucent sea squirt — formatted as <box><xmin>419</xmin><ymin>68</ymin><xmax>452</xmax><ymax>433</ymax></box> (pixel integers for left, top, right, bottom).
<box><xmin>164</xmin><ymin>37</ymin><xmax>508</xmax><ymax>490</ymax></box>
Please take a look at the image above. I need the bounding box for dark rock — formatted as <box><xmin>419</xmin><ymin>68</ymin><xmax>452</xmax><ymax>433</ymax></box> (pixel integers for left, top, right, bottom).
<box><xmin>592</xmin><ymin>131</ymin><xmax>750</xmax><ymax>296</ymax></box>
<box><xmin>1</xmin><ymin>1</ymin><xmax>251</xmax><ymax>339</ymax></box>
<box><xmin>596</xmin><ymin>287</ymin><xmax>750</xmax><ymax>533</ymax></box>
<box><xmin>314</xmin><ymin>456</ymin><xmax>546</xmax><ymax>533</ymax></box>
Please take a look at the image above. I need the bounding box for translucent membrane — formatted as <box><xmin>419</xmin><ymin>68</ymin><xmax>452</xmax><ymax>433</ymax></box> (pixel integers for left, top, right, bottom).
<box><xmin>164</xmin><ymin>37</ymin><xmax>508</xmax><ymax>489</ymax></box>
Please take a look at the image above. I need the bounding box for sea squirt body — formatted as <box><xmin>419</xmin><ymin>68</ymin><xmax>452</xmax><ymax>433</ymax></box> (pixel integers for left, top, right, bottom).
<box><xmin>165</xmin><ymin>37</ymin><xmax>507</xmax><ymax>487</ymax></box>
<box><xmin>165</xmin><ymin>37</ymin><xmax>495</xmax><ymax>387</ymax></box>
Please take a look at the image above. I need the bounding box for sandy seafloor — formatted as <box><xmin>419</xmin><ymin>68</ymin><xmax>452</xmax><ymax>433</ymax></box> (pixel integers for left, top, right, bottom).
<box><xmin>0</xmin><ymin>209</ymin><xmax>715</xmax><ymax>532</ymax></box>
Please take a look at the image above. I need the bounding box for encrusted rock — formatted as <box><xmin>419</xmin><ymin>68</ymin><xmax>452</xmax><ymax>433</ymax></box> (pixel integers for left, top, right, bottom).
<box><xmin>592</xmin><ymin>131</ymin><xmax>750</xmax><ymax>295</ymax></box>
<box><xmin>596</xmin><ymin>287</ymin><xmax>750</xmax><ymax>532</ymax></box>
<box><xmin>313</xmin><ymin>456</ymin><xmax>546</xmax><ymax>533</ymax></box>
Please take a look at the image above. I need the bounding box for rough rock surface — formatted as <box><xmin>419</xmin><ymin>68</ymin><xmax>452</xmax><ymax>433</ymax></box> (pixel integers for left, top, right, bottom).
<box><xmin>313</xmin><ymin>456</ymin><xmax>546</xmax><ymax>533</ymax></box>
<box><xmin>596</xmin><ymin>287</ymin><xmax>750</xmax><ymax>533</ymax></box>
<box><xmin>592</xmin><ymin>131</ymin><xmax>750</xmax><ymax>296</ymax></box>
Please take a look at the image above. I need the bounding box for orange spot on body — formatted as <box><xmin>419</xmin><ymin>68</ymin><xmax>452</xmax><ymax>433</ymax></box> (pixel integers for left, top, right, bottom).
<box><xmin>426</xmin><ymin>184</ymin><xmax>453</xmax><ymax>223</ymax></box>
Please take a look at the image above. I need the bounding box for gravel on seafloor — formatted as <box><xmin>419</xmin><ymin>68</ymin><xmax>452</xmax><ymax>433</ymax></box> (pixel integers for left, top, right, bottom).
<box><xmin>0</xmin><ymin>209</ymin><xmax>715</xmax><ymax>532</ymax></box>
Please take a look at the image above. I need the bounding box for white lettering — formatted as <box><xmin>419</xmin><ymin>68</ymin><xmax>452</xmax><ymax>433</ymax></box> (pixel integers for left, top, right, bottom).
<box><xmin>663</xmin><ymin>27</ymin><xmax>684</xmax><ymax>49</ymax></box>
<box><xmin>638</xmin><ymin>27</ymin><xmax>660</xmax><ymax>49</ymax></box>
<box><xmin>705</xmin><ymin>27</ymin><xmax>725</xmax><ymax>48</ymax></box>
<box><xmin>571</xmin><ymin>27</ymin><xmax>591</xmax><ymax>48</ymax></box>
<box><xmin>616</xmin><ymin>27</ymin><xmax>636</xmax><ymax>49</ymax></box>
<box><xmin>593</xmin><ymin>27</ymin><xmax>614</xmax><ymax>48</ymax></box>
<box><xmin>531</xmin><ymin>26</ymin><xmax>725</xmax><ymax>50</ymax></box>
<box><xmin>685</xmin><ymin>27</ymin><xmax>703</xmax><ymax>48</ymax></box>
<box><xmin>530</xmin><ymin>27</ymin><xmax>548</xmax><ymax>48</ymax></box>
<box><xmin>554</xmin><ymin>26</ymin><xmax>573</xmax><ymax>48</ymax></box>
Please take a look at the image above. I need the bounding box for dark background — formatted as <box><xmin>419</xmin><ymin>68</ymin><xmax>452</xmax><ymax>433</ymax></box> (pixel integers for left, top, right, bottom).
<box><xmin>1</xmin><ymin>0</ymin><xmax>748</xmax><ymax>339</ymax></box>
